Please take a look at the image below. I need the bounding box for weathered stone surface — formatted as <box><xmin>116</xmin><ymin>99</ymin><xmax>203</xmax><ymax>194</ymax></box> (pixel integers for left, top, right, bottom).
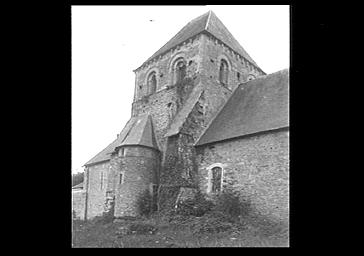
<box><xmin>85</xmin><ymin>162</ymin><xmax>110</xmax><ymax>219</ymax></box>
<box><xmin>175</xmin><ymin>187</ymin><xmax>197</xmax><ymax>206</ymax></box>
<box><xmin>111</xmin><ymin>146</ymin><xmax>160</xmax><ymax>217</ymax></box>
<box><xmin>196</xmin><ymin>130</ymin><xmax>289</xmax><ymax>224</ymax></box>
<box><xmin>72</xmin><ymin>189</ymin><xmax>86</xmax><ymax>220</ymax></box>
<box><xmin>76</xmin><ymin>12</ymin><xmax>288</xmax><ymax>225</ymax></box>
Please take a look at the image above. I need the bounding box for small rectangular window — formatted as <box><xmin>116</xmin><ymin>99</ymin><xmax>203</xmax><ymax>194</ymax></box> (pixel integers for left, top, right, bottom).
<box><xmin>119</xmin><ymin>173</ymin><xmax>123</xmax><ymax>184</ymax></box>
<box><xmin>100</xmin><ymin>172</ymin><xmax>103</xmax><ymax>190</ymax></box>
<box><xmin>152</xmin><ymin>184</ymin><xmax>158</xmax><ymax>198</ymax></box>
<box><xmin>118</xmin><ymin>148</ymin><xmax>125</xmax><ymax>157</ymax></box>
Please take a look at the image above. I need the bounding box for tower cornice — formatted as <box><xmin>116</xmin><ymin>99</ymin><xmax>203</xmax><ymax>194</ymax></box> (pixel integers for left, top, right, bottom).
<box><xmin>133</xmin><ymin>31</ymin><xmax>265</xmax><ymax>75</ymax></box>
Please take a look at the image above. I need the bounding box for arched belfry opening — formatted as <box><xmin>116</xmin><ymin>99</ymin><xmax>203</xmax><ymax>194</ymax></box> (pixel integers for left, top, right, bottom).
<box><xmin>219</xmin><ymin>59</ymin><xmax>229</xmax><ymax>85</ymax></box>
<box><xmin>173</xmin><ymin>58</ymin><xmax>186</xmax><ymax>84</ymax></box>
<box><xmin>147</xmin><ymin>71</ymin><xmax>157</xmax><ymax>95</ymax></box>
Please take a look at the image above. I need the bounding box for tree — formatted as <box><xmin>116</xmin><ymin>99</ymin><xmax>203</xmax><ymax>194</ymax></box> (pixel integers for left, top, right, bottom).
<box><xmin>72</xmin><ymin>172</ymin><xmax>84</xmax><ymax>187</ymax></box>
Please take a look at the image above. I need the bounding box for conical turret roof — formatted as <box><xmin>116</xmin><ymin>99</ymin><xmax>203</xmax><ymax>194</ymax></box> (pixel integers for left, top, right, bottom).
<box><xmin>118</xmin><ymin>114</ymin><xmax>159</xmax><ymax>149</ymax></box>
<box><xmin>84</xmin><ymin>114</ymin><xmax>159</xmax><ymax>166</ymax></box>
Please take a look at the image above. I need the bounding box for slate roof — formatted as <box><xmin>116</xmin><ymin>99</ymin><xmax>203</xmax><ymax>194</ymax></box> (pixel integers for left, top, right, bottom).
<box><xmin>72</xmin><ymin>182</ymin><xmax>83</xmax><ymax>189</ymax></box>
<box><xmin>164</xmin><ymin>90</ymin><xmax>203</xmax><ymax>137</ymax></box>
<box><xmin>84</xmin><ymin>114</ymin><xmax>158</xmax><ymax>166</ymax></box>
<box><xmin>136</xmin><ymin>11</ymin><xmax>260</xmax><ymax>71</ymax></box>
<box><xmin>195</xmin><ymin>69</ymin><xmax>289</xmax><ymax>146</ymax></box>
<box><xmin>117</xmin><ymin>114</ymin><xmax>159</xmax><ymax>149</ymax></box>
<box><xmin>83</xmin><ymin>118</ymin><xmax>136</xmax><ymax>166</ymax></box>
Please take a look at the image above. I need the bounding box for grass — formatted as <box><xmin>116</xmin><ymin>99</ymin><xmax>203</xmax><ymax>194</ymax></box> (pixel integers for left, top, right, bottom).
<box><xmin>72</xmin><ymin>215</ymin><xmax>289</xmax><ymax>248</ymax></box>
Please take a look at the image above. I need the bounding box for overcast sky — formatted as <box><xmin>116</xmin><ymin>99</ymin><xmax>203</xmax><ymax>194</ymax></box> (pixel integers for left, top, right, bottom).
<box><xmin>71</xmin><ymin>5</ymin><xmax>290</xmax><ymax>174</ymax></box>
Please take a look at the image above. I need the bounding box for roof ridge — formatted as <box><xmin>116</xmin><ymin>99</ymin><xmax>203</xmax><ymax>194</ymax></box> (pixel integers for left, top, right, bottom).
<box><xmin>120</xmin><ymin>114</ymin><xmax>159</xmax><ymax>150</ymax></box>
<box><xmin>119</xmin><ymin>117</ymin><xmax>138</xmax><ymax>145</ymax></box>
<box><xmin>195</xmin><ymin>69</ymin><xmax>289</xmax><ymax>146</ymax></box>
<box><xmin>205</xmin><ymin>11</ymin><xmax>258</xmax><ymax>67</ymax></box>
<box><xmin>146</xmin><ymin>115</ymin><xmax>159</xmax><ymax>149</ymax></box>
<box><xmin>83</xmin><ymin>116</ymin><xmax>137</xmax><ymax>166</ymax></box>
<box><xmin>134</xmin><ymin>11</ymin><xmax>210</xmax><ymax>71</ymax></box>
<box><xmin>164</xmin><ymin>88</ymin><xmax>203</xmax><ymax>137</ymax></box>
<box><xmin>205</xmin><ymin>10</ymin><xmax>212</xmax><ymax>30</ymax></box>
<box><xmin>134</xmin><ymin>10</ymin><xmax>262</xmax><ymax>72</ymax></box>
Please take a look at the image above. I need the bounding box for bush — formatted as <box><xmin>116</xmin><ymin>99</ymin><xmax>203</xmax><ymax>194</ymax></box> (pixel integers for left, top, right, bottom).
<box><xmin>136</xmin><ymin>189</ymin><xmax>153</xmax><ymax>217</ymax></box>
<box><xmin>189</xmin><ymin>190</ymin><xmax>252</xmax><ymax>234</ymax></box>
<box><xmin>176</xmin><ymin>190</ymin><xmax>214</xmax><ymax>217</ymax></box>
<box><xmin>72</xmin><ymin>172</ymin><xmax>84</xmax><ymax>187</ymax></box>
<box><xmin>213</xmin><ymin>190</ymin><xmax>252</xmax><ymax>220</ymax></box>
<box><xmin>169</xmin><ymin>189</ymin><xmax>253</xmax><ymax>234</ymax></box>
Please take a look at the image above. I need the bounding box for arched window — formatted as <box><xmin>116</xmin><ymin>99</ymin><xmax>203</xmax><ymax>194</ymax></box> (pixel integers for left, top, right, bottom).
<box><xmin>147</xmin><ymin>72</ymin><xmax>157</xmax><ymax>95</ymax></box>
<box><xmin>211</xmin><ymin>166</ymin><xmax>223</xmax><ymax>193</ymax></box>
<box><xmin>219</xmin><ymin>59</ymin><xmax>229</xmax><ymax>85</ymax></box>
<box><xmin>175</xmin><ymin>60</ymin><xmax>186</xmax><ymax>84</ymax></box>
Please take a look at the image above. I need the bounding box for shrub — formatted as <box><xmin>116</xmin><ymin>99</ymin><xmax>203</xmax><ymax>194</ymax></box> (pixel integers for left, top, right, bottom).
<box><xmin>170</xmin><ymin>190</ymin><xmax>253</xmax><ymax>234</ymax></box>
<box><xmin>72</xmin><ymin>172</ymin><xmax>84</xmax><ymax>187</ymax></box>
<box><xmin>176</xmin><ymin>190</ymin><xmax>214</xmax><ymax>217</ymax></box>
<box><xmin>136</xmin><ymin>189</ymin><xmax>153</xmax><ymax>217</ymax></box>
<box><xmin>213</xmin><ymin>190</ymin><xmax>252</xmax><ymax>220</ymax></box>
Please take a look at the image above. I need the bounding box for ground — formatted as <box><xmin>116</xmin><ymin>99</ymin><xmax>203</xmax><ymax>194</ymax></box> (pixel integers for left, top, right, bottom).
<box><xmin>72</xmin><ymin>215</ymin><xmax>288</xmax><ymax>248</ymax></box>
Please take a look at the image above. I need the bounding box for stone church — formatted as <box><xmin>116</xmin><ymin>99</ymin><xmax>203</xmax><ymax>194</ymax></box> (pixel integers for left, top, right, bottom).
<box><xmin>72</xmin><ymin>11</ymin><xmax>289</xmax><ymax>226</ymax></box>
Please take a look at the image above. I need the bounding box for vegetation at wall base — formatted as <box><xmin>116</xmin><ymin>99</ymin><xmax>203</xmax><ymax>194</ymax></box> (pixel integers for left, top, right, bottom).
<box><xmin>72</xmin><ymin>190</ymin><xmax>288</xmax><ymax>247</ymax></box>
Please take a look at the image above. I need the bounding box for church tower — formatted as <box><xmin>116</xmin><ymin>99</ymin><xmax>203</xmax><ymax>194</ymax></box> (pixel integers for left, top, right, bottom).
<box><xmin>129</xmin><ymin>10</ymin><xmax>265</xmax><ymax>209</ymax></box>
<box><xmin>82</xmin><ymin>10</ymin><xmax>265</xmax><ymax>219</ymax></box>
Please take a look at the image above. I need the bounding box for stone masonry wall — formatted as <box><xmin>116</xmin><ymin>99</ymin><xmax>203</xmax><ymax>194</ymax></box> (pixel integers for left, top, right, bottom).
<box><xmin>72</xmin><ymin>190</ymin><xmax>86</xmax><ymax>220</ymax></box>
<box><xmin>131</xmin><ymin>88</ymin><xmax>178</xmax><ymax>153</ymax></box>
<box><xmin>162</xmin><ymin>92</ymin><xmax>208</xmax><ymax>187</ymax></box>
<box><xmin>132</xmin><ymin>35</ymin><xmax>204</xmax><ymax>155</ymax></box>
<box><xmin>201</xmin><ymin>32</ymin><xmax>263</xmax><ymax>90</ymax></box>
<box><xmin>125</xmin><ymin>32</ymin><xmax>268</xmax><ymax>214</ymax></box>
<box><xmin>196</xmin><ymin>129</ymin><xmax>289</xmax><ymax>225</ymax></box>
<box><xmin>161</xmin><ymin>133</ymin><xmax>196</xmax><ymax>187</ymax></box>
<box><xmin>85</xmin><ymin>161</ymin><xmax>110</xmax><ymax>219</ymax></box>
<box><xmin>156</xmin><ymin>33</ymin><xmax>255</xmax><ymax>203</ymax></box>
<box><xmin>110</xmin><ymin>147</ymin><xmax>159</xmax><ymax>217</ymax></box>
<box><xmin>134</xmin><ymin>34</ymin><xmax>203</xmax><ymax>101</ymax></box>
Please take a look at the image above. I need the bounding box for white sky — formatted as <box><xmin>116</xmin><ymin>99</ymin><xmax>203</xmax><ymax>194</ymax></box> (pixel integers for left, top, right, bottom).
<box><xmin>71</xmin><ymin>5</ymin><xmax>290</xmax><ymax>174</ymax></box>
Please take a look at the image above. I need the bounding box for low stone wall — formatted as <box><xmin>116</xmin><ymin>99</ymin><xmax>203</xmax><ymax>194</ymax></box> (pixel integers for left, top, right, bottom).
<box><xmin>86</xmin><ymin>162</ymin><xmax>110</xmax><ymax>219</ymax></box>
<box><xmin>72</xmin><ymin>190</ymin><xmax>86</xmax><ymax>220</ymax></box>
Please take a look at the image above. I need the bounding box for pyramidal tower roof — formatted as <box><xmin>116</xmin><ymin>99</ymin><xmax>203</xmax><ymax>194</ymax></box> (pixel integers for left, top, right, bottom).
<box><xmin>136</xmin><ymin>10</ymin><xmax>260</xmax><ymax>71</ymax></box>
